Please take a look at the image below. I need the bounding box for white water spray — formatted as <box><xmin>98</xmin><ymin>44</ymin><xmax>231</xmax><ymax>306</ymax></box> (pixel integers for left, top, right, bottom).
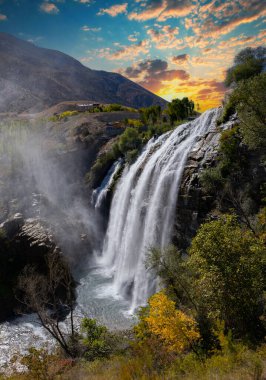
<box><xmin>100</xmin><ymin>108</ymin><xmax>220</xmax><ymax>312</ymax></box>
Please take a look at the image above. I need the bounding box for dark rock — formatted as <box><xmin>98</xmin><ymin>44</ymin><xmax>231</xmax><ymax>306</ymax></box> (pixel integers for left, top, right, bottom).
<box><xmin>0</xmin><ymin>217</ymin><xmax>74</xmax><ymax>322</ymax></box>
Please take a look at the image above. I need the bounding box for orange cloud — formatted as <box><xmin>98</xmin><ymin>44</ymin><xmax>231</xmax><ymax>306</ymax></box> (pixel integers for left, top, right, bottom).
<box><xmin>0</xmin><ymin>14</ymin><xmax>7</xmax><ymax>21</ymax></box>
<box><xmin>188</xmin><ymin>0</ymin><xmax>266</xmax><ymax>38</ymax></box>
<box><xmin>97</xmin><ymin>40</ymin><xmax>150</xmax><ymax>60</ymax></box>
<box><xmin>40</xmin><ymin>2</ymin><xmax>59</xmax><ymax>14</ymax></box>
<box><xmin>147</xmin><ymin>25</ymin><xmax>183</xmax><ymax>49</ymax></box>
<box><xmin>172</xmin><ymin>54</ymin><xmax>189</xmax><ymax>64</ymax></box>
<box><xmin>128</xmin><ymin>0</ymin><xmax>195</xmax><ymax>22</ymax></box>
<box><xmin>98</xmin><ymin>3</ymin><xmax>128</xmax><ymax>17</ymax></box>
<box><xmin>120</xmin><ymin>59</ymin><xmax>190</xmax><ymax>93</ymax></box>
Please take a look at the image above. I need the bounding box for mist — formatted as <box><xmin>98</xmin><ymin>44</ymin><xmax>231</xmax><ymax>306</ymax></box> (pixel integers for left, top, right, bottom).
<box><xmin>0</xmin><ymin>118</ymin><xmax>103</xmax><ymax>273</ymax></box>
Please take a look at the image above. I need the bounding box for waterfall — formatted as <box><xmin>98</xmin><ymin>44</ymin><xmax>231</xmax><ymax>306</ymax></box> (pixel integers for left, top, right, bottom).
<box><xmin>92</xmin><ymin>159</ymin><xmax>122</xmax><ymax>209</ymax></box>
<box><xmin>100</xmin><ymin>108</ymin><xmax>220</xmax><ymax>312</ymax></box>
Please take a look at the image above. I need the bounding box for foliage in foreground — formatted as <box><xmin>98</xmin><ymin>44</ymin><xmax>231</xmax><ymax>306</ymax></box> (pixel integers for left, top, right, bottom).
<box><xmin>148</xmin><ymin>214</ymin><xmax>266</xmax><ymax>340</ymax></box>
<box><xmin>6</xmin><ymin>322</ymin><xmax>266</xmax><ymax>380</ymax></box>
<box><xmin>135</xmin><ymin>292</ymin><xmax>200</xmax><ymax>354</ymax></box>
<box><xmin>5</xmin><ymin>211</ymin><xmax>266</xmax><ymax>379</ymax></box>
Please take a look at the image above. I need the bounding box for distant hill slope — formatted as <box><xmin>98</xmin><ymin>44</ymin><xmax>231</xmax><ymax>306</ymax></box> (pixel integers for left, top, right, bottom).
<box><xmin>0</xmin><ymin>33</ymin><xmax>167</xmax><ymax>113</ymax></box>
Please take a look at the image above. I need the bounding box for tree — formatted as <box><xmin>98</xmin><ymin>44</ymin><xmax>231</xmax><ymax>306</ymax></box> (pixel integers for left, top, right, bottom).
<box><xmin>225</xmin><ymin>46</ymin><xmax>265</xmax><ymax>86</ymax></box>
<box><xmin>16</xmin><ymin>250</ymin><xmax>78</xmax><ymax>358</ymax></box>
<box><xmin>146</xmin><ymin>245</ymin><xmax>196</xmax><ymax>311</ymax></box>
<box><xmin>188</xmin><ymin>215</ymin><xmax>266</xmax><ymax>337</ymax></box>
<box><xmin>135</xmin><ymin>292</ymin><xmax>200</xmax><ymax>354</ymax></box>
<box><xmin>139</xmin><ymin>105</ymin><xmax>162</xmax><ymax>125</ymax></box>
<box><xmin>231</xmin><ymin>73</ymin><xmax>266</xmax><ymax>150</ymax></box>
<box><xmin>234</xmin><ymin>46</ymin><xmax>266</xmax><ymax>65</ymax></box>
<box><xmin>167</xmin><ymin>97</ymin><xmax>195</xmax><ymax>125</ymax></box>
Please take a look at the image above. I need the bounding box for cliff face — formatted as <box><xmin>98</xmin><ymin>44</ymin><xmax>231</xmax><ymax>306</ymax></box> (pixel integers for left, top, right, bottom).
<box><xmin>174</xmin><ymin>113</ymin><xmax>228</xmax><ymax>248</ymax></box>
<box><xmin>174</xmin><ymin>112</ymin><xmax>265</xmax><ymax>250</ymax></box>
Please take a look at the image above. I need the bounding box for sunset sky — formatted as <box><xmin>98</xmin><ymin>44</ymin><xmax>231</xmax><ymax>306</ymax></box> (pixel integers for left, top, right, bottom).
<box><xmin>0</xmin><ymin>0</ymin><xmax>265</xmax><ymax>110</ymax></box>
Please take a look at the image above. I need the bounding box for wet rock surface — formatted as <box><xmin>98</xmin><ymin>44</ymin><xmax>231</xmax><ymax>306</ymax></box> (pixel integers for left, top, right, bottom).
<box><xmin>174</xmin><ymin>114</ymin><xmax>237</xmax><ymax>249</ymax></box>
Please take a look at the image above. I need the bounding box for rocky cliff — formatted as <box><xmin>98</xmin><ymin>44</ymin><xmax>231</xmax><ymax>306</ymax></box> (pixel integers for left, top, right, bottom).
<box><xmin>0</xmin><ymin>216</ymin><xmax>68</xmax><ymax>321</ymax></box>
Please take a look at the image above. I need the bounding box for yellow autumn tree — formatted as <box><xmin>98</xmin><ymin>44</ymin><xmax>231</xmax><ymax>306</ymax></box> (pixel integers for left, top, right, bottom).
<box><xmin>136</xmin><ymin>291</ymin><xmax>200</xmax><ymax>354</ymax></box>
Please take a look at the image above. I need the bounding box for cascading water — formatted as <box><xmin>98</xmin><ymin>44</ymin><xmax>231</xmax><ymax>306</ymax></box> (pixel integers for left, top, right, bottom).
<box><xmin>91</xmin><ymin>159</ymin><xmax>122</xmax><ymax>209</ymax></box>
<box><xmin>100</xmin><ymin>108</ymin><xmax>221</xmax><ymax>312</ymax></box>
<box><xmin>0</xmin><ymin>108</ymin><xmax>222</xmax><ymax>372</ymax></box>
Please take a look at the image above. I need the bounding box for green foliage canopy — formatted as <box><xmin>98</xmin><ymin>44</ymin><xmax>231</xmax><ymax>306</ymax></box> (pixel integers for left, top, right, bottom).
<box><xmin>188</xmin><ymin>215</ymin><xmax>266</xmax><ymax>336</ymax></box>
<box><xmin>231</xmin><ymin>73</ymin><xmax>266</xmax><ymax>150</ymax></box>
<box><xmin>225</xmin><ymin>46</ymin><xmax>265</xmax><ymax>86</ymax></box>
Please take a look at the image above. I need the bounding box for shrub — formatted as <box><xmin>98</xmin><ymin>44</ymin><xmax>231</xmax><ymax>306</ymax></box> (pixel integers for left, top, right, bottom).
<box><xmin>118</xmin><ymin>127</ymin><xmax>142</xmax><ymax>154</ymax></box>
<box><xmin>135</xmin><ymin>292</ymin><xmax>200</xmax><ymax>354</ymax></box>
<box><xmin>81</xmin><ymin>318</ymin><xmax>112</xmax><ymax>361</ymax></box>
<box><xmin>49</xmin><ymin>111</ymin><xmax>79</xmax><ymax>121</ymax></box>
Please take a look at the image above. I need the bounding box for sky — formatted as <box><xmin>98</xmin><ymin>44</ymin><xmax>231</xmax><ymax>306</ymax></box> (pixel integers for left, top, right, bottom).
<box><xmin>0</xmin><ymin>0</ymin><xmax>265</xmax><ymax>110</ymax></box>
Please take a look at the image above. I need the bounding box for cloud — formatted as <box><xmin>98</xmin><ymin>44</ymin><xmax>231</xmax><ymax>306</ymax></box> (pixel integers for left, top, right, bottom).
<box><xmin>0</xmin><ymin>13</ymin><xmax>7</xmax><ymax>21</ymax></box>
<box><xmin>147</xmin><ymin>25</ymin><xmax>181</xmax><ymax>49</ymax></box>
<box><xmin>98</xmin><ymin>40</ymin><xmax>149</xmax><ymax>60</ymax></box>
<box><xmin>75</xmin><ymin>0</ymin><xmax>93</xmax><ymax>3</ymax></box>
<box><xmin>97</xmin><ymin>3</ymin><xmax>128</xmax><ymax>17</ymax></box>
<box><xmin>128</xmin><ymin>0</ymin><xmax>195</xmax><ymax>22</ymax></box>
<box><xmin>189</xmin><ymin>0</ymin><xmax>266</xmax><ymax>38</ymax></box>
<box><xmin>128</xmin><ymin>0</ymin><xmax>165</xmax><ymax>21</ymax></box>
<box><xmin>81</xmin><ymin>25</ymin><xmax>101</xmax><ymax>32</ymax></box>
<box><xmin>172</xmin><ymin>54</ymin><xmax>189</xmax><ymax>64</ymax></box>
<box><xmin>40</xmin><ymin>2</ymin><xmax>59</xmax><ymax>14</ymax></box>
<box><xmin>128</xmin><ymin>31</ymin><xmax>140</xmax><ymax>42</ymax></box>
<box><xmin>120</xmin><ymin>59</ymin><xmax>190</xmax><ymax>92</ymax></box>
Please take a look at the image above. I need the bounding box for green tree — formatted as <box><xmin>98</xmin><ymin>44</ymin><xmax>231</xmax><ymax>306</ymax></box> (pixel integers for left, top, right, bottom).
<box><xmin>167</xmin><ymin>97</ymin><xmax>194</xmax><ymax>125</ymax></box>
<box><xmin>231</xmin><ymin>73</ymin><xmax>266</xmax><ymax>150</ymax></box>
<box><xmin>225</xmin><ymin>46</ymin><xmax>265</xmax><ymax>86</ymax></box>
<box><xmin>188</xmin><ymin>215</ymin><xmax>266</xmax><ymax>337</ymax></box>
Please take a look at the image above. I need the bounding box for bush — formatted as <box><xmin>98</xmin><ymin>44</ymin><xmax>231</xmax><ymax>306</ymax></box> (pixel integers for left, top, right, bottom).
<box><xmin>19</xmin><ymin>348</ymin><xmax>74</xmax><ymax>380</ymax></box>
<box><xmin>118</xmin><ymin>127</ymin><xmax>142</xmax><ymax>154</ymax></box>
<box><xmin>200</xmin><ymin>166</ymin><xmax>225</xmax><ymax>194</ymax></box>
<box><xmin>103</xmin><ymin>104</ymin><xmax>136</xmax><ymax>113</ymax></box>
<box><xmin>49</xmin><ymin>111</ymin><xmax>79</xmax><ymax>121</ymax></box>
<box><xmin>81</xmin><ymin>318</ymin><xmax>113</xmax><ymax>361</ymax></box>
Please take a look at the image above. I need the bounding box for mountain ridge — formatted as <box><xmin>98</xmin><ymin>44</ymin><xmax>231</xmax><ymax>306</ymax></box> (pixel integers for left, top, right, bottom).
<box><xmin>0</xmin><ymin>33</ymin><xmax>167</xmax><ymax>113</ymax></box>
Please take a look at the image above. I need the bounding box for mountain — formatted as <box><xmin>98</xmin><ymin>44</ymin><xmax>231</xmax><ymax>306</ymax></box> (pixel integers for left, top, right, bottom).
<box><xmin>0</xmin><ymin>33</ymin><xmax>167</xmax><ymax>113</ymax></box>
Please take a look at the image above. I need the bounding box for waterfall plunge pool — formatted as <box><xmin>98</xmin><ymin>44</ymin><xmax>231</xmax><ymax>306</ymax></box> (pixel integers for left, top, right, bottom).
<box><xmin>0</xmin><ymin>267</ymin><xmax>135</xmax><ymax>373</ymax></box>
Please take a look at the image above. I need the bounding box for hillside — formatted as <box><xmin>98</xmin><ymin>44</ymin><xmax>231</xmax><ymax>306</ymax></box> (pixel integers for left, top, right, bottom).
<box><xmin>0</xmin><ymin>33</ymin><xmax>167</xmax><ymax>114</ymax></box>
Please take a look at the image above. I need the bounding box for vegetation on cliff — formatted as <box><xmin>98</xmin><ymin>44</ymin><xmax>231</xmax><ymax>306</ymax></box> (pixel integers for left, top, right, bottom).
<box><xmin>86</xmin><ymin>97</ymin><xmax>195</xmax><ymax>187</ymax></box>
